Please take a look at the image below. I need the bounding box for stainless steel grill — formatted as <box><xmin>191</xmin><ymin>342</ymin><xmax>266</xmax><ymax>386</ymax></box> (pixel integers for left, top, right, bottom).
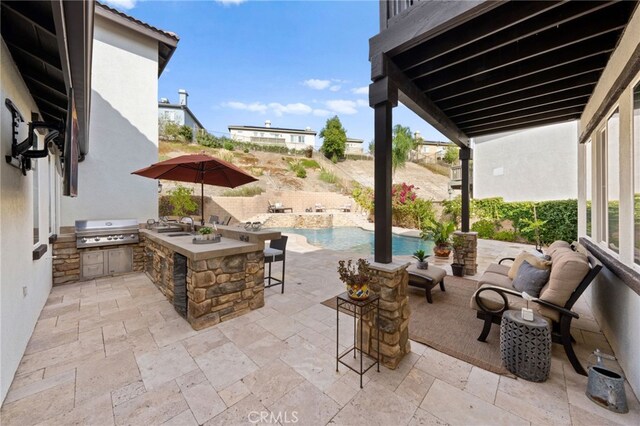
<box><xmin>75</xmin><ymin>219</ymin><xmax>139</xmax><ymax>248</ymax></box>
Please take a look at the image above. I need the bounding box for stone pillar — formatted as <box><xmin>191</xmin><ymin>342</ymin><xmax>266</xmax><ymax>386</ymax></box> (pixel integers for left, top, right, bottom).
<box><xmin>454</xmin><ymin>231</ymin><xmax>478</xmax><ymax>275</ymax></box>
<box><xmin>361</xmin><ymin>261</ymin><xmax>410</xmax><ymax>369</ymax></box>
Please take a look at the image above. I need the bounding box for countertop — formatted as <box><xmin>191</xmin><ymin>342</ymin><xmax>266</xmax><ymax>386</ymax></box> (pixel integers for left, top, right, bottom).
<box><xmin>141</xmin><ymin>229</ymin><xmax>265</xmax><ymax>261</ymax></box>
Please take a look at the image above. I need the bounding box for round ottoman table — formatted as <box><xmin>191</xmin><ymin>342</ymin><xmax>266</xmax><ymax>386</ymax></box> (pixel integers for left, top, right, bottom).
<box><xmin>500</xmin><ymin>309</ymin><xmax>551</xmax><ymax>382</ymax></box>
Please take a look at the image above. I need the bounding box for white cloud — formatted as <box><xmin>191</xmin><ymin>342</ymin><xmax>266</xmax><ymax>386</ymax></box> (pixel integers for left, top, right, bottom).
<box><xmin>313</xmin><ymin>109</ymin><xmax>331</xmax><ymax>117</ymax></box>
<box><xmin>325</xmin><ymin>100</ymin><xmax>359</xmax><ymax>115</ymax></box>
<box><xmin>268</xmin><ymin>102</ymin><xmax>312</xmax><ymax>117</ymax></box>
<box><xmin>329</xmin><ymin>85</ymin><xmax>341</xmax><ymax>92</ymax></box>
<box><xmin>225</xmin><ymin>101</ymin><xmax>268</xmax><ymax>114</ymax></box>
<box><xmin>215</xmin><ymin>0</ymin><xmax>247</xmax><ymax>5</ymax></box>
<box><xmin>352</xmin><ymin>86</ymin><xmax>369</xmax><ymax>95</ymax></box>
<box><xmin>303</xmin><ymin>79</ymin><xmax>332</xmax><ymax>90</ymax></box>
<box><xmin>102</xmin><ymin>0</ymin><xmax>137</xmax><ymax>10</ymax></box>
<box><xmin>224</xmin><ymin>101</ymin><xmax>319</xmax><ymax>117</ymax></box>
<box><xmin>356</xmin><ymin>99</ymin><xmax>369</xmax><ymax>107</ymax></box>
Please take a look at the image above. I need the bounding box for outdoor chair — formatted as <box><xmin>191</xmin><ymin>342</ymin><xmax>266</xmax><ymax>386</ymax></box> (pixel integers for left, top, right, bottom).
<box><xmin>220</xmin><ymin>216</ymin><xmax>231</xmax><ymax>225</ymax></box>
<box><xmin>264</xmin><ymin>235</ymin><xmax>288</xmax><ymax>293</ymax></box>
<box><xmin>470</xmin><ymin>241</ymin><xmax>602</xmax><ymax>375</ymax></box>
<box><xmin>340</xmin><ymin>203</ymin><xmax>352</xmax><ymax>212</ymax></box>
<box><xmin>315</xmin><ymin>203</ymin><xmax>325</xmax><ymax>212</ymax></box>
<box><xmin>267</xmin><ymin>201</ymin><xmax>276</xmax><ymax>213</ymax></box>
<box><xmin>208</xmin><ymin>215</ymin><xmax>219</xmax><ymax>224</ymax></box>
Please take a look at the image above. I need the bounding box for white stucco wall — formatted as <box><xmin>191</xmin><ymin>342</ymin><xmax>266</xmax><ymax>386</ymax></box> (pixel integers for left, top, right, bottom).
<box><xmin>473</xmin><ymin>121</ymin><xmax>578</xmax><ymax>201</ymax></box>
<box><xmin>60</xmin><ymin>15</ymin><xmax>159</xmax><ymax>226</ymax></box>
<box><xmin>0</xmin><ymin>41</ymin><xmax>56</xmax><ymax>402</ymax></box>
<box><xmin>230</xmin><ymin>128</ymin><xmax>316</xmax><ymax>150</ymax></box>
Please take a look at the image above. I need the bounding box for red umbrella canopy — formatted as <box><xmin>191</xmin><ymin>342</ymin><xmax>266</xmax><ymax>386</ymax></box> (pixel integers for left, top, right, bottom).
<box><xmin>132</xmin><ymin>154</ymin><xmax>258</xmax><ymax>224</ymax></box>
<box><xmin>132</xmin><ymin>154</ymin><xmax>257</xmax><ymax>188</ymax></box>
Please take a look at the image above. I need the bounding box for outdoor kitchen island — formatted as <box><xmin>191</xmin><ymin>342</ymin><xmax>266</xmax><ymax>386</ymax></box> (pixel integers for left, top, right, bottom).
<box><xmin>141</xmin><ymin>226</ymin><xmax>281</xmax><ymax>330</ymax></box>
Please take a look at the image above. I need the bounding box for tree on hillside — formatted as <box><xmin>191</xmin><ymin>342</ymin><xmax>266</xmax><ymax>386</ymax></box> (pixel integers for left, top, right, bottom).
<box><xmin>392</xmin><ymin>124</ymin><xmax>415</xmax><ymax>174</ymax></box>
<box><xmin>443</xmin><ymin>145</ymin><xmax>459</xmax><ymax>165</ymax></box>
<box><xmin>368</xmin><ymin>140</ymin><xmax>375</xmax><ymax>156</ymax></box>
<box><xmin>320</xmin><ymin>116</ymin><xmax>347</xmax><ymax>161</ymax></box>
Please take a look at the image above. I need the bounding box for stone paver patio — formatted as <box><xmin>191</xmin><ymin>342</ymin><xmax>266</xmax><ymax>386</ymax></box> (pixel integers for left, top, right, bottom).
<box><xmin>1</xmin><ymin>238</ymin><xmax>639</xmax><ymax>425</ymax></box>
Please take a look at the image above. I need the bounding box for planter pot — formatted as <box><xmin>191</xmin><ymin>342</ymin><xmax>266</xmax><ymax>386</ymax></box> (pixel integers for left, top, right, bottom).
<box><xmin>346</xmin><ymin>283</ymin><xmax>369</xmax><ymax>301</ymax></box>
<box><xmin>433</xmin><ymin>245</ymin><xmax>451</xmax><ymax>258</ymax></box>
<box><xmin>416</xmin><ymin>261</ymin><xmax>429</xmax><ymax>270</ymax></box>
<box><xmin>451</xmin><ymin>263</ymin><xmax>465</xmax><ymax>277</ymax></box>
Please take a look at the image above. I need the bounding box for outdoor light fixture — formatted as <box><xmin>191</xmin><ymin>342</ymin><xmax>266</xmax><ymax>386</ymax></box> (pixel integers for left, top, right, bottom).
<box><xmin>158</xmin><ymin>181</ymin><xmax>163</xmax><ymax>193</ymax></box>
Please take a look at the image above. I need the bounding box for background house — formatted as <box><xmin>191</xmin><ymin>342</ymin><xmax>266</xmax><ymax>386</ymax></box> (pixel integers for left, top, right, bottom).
<box><xmin>0</xmin><ymin>1</ymin><xmax>177</xmax><ymax>403</ymax></box>
<box><xmin>158</xmin><ymin>89</ymin><xmax>205</xmax><ymax>137</ymax></box>
<box><xmin>229</xmin><ymin>121</ymin><xmax>316</xmax><ymax>150</ymax></box>
<box><xmin>345</xmin><ymin>137</ymin><xmax>364</xmax><ymax>154</ymax></box>
<box><xmin>473</xmin><ymin>121</ymin><xmax>578</xmax><ymax>201</ymax></box>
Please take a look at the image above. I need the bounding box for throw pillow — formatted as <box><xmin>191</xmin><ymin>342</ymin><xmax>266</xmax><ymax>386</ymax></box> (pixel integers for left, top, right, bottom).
<box><xmin>512</xmin><ymin>260</ymin><xmax>551</xmax><ymax>298</ymax></box>
<box><xmin>508</xmin><ymin>251</ymin><xmax>552</xmax><ymax>280</ymax></box>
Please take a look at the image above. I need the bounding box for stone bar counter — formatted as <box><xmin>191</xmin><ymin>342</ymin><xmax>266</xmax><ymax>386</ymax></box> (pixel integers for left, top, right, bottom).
<box><xmin>141</xmin><ymin>226</ymin><xmax>280</xmax><ymax>330</ymax></box>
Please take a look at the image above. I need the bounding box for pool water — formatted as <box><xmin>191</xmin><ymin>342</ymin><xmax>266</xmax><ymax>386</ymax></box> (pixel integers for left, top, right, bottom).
<box><xmin>270</xmin><ymin>227</ymin><xmax>434</xmax><ymax>256</ymax></box>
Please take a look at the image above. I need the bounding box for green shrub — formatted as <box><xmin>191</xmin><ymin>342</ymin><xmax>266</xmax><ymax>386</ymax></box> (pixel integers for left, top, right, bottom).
<box><xmin>196</xmin><ymin>132</ymin><xmax>221</xmax><ymax>148</ymax></box>
<box><xmin>167</xmin><ymin>185</ymin><xmax>198</xmax><ymax>217</ymax></box>
<box><xmin>243</xmin><ymin>148</ymin><xmax>249</xmax><ymax>153</ymax></box>
<box><xmin>221</xmin><ymin>185</ymin><xmax>264</xmax><ymax>197</ymax></box>
<box><xmin>296</xmin><ymin>168</ymin><xmax>307</xmax><ymax>178</ymax></box>
<box><xmin>331</xmin><ymin>154</ymin><xmax>338</xmax><ymax>164</ymax></box>
<box><xmin>178</xmin><ymin>125</ymin><xmax>193</xmax><ymax>142</ymax></box>
<box><xmin>319</xmin><ymin>169</ymin><xmax>338</xmax><ymax>184</ymax></box>
<box><xmin>471</xmin><ymin>219</ymin><xmax>497</xmax><ymax>239</ymax></box>
<box><xmin>352</xmin><ymin>183</ymin><xmax>374</xmax><ymax>213</ymax></box>
<box><xmin>494</xmin><ymin>230</ymin><xmax>517</xmax><ymax>242</ymax></box>
<box><xmin>300</xmin><ymin>159</ymin><xmax>320</xmax><ymax>169</ymax></box>
<box><xmin>223</xmin><ymin>141</ymin><xmax>234</xmax><ymax>151</ymax></box>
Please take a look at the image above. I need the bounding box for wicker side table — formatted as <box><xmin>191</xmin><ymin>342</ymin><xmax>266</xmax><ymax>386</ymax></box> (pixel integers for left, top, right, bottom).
<box><xmin>500</xmin><ymin>310</ymin><xmax>551</xmax><ymax>382</ymax></box>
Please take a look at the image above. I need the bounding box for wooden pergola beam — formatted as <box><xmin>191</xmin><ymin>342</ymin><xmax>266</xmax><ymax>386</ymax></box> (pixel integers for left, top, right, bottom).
<box><xmin>373</xmin><ymin>54</ymin><xmax>470</xmax><ymax>148</ymax></box>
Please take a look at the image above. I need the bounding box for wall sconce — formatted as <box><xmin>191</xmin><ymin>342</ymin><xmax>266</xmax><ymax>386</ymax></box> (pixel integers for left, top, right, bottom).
<box><xmin>158</xmin><ymin>181</ymin><xmax>163</xmax><ymax>193</ymax></box>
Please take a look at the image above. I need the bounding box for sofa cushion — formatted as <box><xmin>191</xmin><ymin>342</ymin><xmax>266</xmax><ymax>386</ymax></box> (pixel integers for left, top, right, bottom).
<box><xmin>538</xmin><ymin>248</ymin><xmax>589</xmax><ymax>321</ymax></box>
<box><xmin>485</xmin><ymin>263</ymin><xmax>510</xmax><ymax>276</ymax></box>
<box><xmin>507</xmin><ymin>251</ymin><xmax>552</xmax><ymax>280</ymax></box>
<box><xmin>512</xmin><ymin>260</ymin><xmax>550</xmax><ymax>297</ymax></box>
<box><xmin>546</xmin><ymin>240</ymin><xmax>571</xmax><ymax>257</ymax></box>
<box><xmin>478</xmin><ymin>271</ymin><xmax>513</xmax><ymax>290</ymax></box>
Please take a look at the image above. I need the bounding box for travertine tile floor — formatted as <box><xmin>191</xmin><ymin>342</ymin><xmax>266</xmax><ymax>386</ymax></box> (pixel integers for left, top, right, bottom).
<box><xmin>2</xmin><ymin>238</ymin><xmax>639</xmax><ymax>425</ymax></box>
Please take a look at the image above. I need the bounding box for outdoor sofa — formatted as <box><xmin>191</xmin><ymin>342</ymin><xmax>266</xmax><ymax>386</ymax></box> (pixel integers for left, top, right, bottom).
<box><xmin>470</xmin><ymin>241</ymin><xmax>602</xmax><ymax>375</ymax></box>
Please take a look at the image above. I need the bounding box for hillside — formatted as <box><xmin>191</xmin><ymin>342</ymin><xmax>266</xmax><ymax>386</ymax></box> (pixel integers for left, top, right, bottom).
<box><xmin>158</xmin><ymin>141</ymin><xmax>451</xmax><ymax>202</ymax></box>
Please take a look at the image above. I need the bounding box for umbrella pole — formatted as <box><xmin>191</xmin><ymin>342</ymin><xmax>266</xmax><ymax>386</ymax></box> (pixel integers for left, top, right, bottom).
<box><xmin>201</xmin><ymin>180</ymin><xmax>205</xmax><ymax>226</ymax></box>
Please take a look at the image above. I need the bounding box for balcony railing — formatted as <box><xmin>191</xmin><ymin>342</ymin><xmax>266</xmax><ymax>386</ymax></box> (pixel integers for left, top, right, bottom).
<box><xmin>451</xmin><ymin>165</ymin><xmax>462</xmax><ymax>181</ymax></box>
<box><xmin>380</xmin><ymin>0</ymin><xmax>421</xmax><ymax>30</ymax></box>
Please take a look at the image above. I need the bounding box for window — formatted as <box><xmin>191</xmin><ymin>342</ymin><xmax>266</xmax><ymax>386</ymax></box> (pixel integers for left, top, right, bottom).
<box><xmin>33</xmin><ymin>160</ymin><xmax>39</xmax><ymax>245</ymax></box>
<box><xmin>586</xmin><ymin>140</ymin><xmax>592</xmax><ymax>236</ymax></box>
<box><xmin>634</xmin><ymin>82</ymin><xmax>640</xmax><ymax>265</ymax></box>
<box><xmin>607</xmin><ymin>109</ymin><xmax>620</xmax><ymax>253</ymax></box>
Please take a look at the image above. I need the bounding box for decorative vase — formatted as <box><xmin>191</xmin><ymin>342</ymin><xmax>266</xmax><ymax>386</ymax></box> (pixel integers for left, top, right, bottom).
<box><xmin>417</xmin><ymin>261</ymin><xmax>429</xmax><ymax>270</ymax></box>
<box><xmin>433</xmin><ymin>245</ymin><xmax>451</xmax><ymax>258</ymax></box>
<box><xmin>347</xmin><ymin>282</ymin><xmax>369</xmax><ymax>300</ymax></box>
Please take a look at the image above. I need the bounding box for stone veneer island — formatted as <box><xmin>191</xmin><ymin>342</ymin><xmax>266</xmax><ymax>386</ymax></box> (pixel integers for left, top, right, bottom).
<box><xmin>141</xmin><ymin>226</ymin><xmax>281</xmax><ymax>330</ymax></box>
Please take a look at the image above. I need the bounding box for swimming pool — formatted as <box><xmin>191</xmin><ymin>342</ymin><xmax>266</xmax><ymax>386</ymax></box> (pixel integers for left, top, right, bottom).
<box><xmin>270</xmin><ymin>227</ymin><xmax>434</xmax><ymax>256</ymax></box>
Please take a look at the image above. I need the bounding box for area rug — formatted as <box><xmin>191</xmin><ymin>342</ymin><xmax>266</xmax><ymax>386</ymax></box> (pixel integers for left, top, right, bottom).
<box><xmin>322</xmin><ymin>276</ymin><xmax>511</xmax><ymax>376</ymax></box>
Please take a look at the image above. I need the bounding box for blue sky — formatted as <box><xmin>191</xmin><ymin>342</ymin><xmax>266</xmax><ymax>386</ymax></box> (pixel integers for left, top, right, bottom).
<box><xmin>103</xmin><ymin>0</ymin><xmax>445</xmax><ymax>149</ymax></box>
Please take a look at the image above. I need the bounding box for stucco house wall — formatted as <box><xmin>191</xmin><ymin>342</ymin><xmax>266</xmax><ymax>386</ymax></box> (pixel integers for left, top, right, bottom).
<box><xmin>60</xmin><ymin>15</ymin><xmax>159</xmax><ymax>226</ymax></box>
<box><xmin>0</xmin><ymin>41</ymin><xmax>57</xmax><ymax>402</ymax></box>
<box><xmin>473</xmin><ymin>121</ymin><xmax>578</xmax><ymax>201</ymax></box>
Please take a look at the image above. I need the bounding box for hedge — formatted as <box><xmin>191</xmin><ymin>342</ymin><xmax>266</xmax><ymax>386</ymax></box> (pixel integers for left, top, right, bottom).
<box><xmin>444</xmin><ymin>196</ymin><xmax>578</xmax><ymax>244</ymax></box>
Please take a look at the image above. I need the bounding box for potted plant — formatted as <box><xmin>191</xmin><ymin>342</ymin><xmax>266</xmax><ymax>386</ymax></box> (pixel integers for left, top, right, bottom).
<box><xmin>451</xmin><ymin>234</ymin><xmax>466</xmax><ymax>277</ymax></box>
<box><xmin>198</xmin><ymin>226</ymin><xmax>213</xmax><ymax>240</ymax></box>
<box><xmin>421</xmin><ymin>220</ymin><xmax>455</xmax><ymax>258</ymax></box>
<box><xmin>337</xmin><ymin>258</ymin><xmax>372</xmax><ymax>300</ymax></box>
<box><xmin>412</xmin><ymin>249</ymin><xmax>430</xmax><ymax>269</ymax></box>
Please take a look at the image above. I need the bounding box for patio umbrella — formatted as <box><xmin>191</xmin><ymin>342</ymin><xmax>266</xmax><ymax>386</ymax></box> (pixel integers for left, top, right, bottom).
<box><xmin>132</xmin><ymin>153</ymin><xmax>257</xmax><ymax>225</ymax></box>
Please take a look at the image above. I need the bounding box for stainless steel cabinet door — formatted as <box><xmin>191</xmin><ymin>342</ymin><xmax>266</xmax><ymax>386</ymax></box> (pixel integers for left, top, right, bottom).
<box><xmin>107</xmin><ymin>247</ymin><xmax>133</xmax><ymax>274</ymax></box>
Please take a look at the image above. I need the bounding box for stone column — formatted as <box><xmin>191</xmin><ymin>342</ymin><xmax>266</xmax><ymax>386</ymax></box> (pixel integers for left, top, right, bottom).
<box><xmin>454</xmin><ymin>231</ymin><xmax>478</xmax><ymax>275</ymax></box>
<box><xmin>360</xmin><ymin>261</ymin><xmax>410</xmax><ymax>369</ymax></box>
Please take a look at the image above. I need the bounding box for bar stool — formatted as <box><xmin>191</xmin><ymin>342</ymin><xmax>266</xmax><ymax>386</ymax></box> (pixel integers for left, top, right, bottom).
<box><xmin>264</xmin><ymin>236</ymin><xmax>288</xmax><ymax>293</ymax></box>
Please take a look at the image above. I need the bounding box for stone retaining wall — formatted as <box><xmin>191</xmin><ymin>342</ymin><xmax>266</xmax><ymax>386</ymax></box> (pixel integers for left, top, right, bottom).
<box><xmin>261</xmin><ymin>212</ymin><xmax>361</xmax><ymax>229</ymax></box>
